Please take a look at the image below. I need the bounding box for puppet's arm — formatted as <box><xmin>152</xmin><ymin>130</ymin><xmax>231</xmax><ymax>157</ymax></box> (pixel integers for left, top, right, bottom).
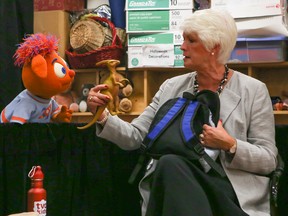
<box><xmin>51</xmin><ymin>105</ymin><xmax>73</xmax><ymax>123</ymax></box>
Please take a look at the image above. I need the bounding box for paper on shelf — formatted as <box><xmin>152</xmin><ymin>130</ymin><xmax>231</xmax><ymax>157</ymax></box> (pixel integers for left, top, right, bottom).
<box><xmin>211</xmin><ymin>0</ymin><xmax>282</xmax><ymax>18</ymax></box>
<box><xmin>236</xmin><ymin>15</ymin><xmax>288</xmax><ymax>37</ymax></box>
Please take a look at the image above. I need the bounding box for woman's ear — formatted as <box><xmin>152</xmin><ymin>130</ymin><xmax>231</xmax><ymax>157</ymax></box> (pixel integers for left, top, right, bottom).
<box><xmin>211</xmin><ymin>44</ymin><xmax>220</xmax><ymax>55</ymax></box>
<box><xmin>31</xmin><ymin>54</ymin><xmax>47</xmax><ymax>78</ymax></box>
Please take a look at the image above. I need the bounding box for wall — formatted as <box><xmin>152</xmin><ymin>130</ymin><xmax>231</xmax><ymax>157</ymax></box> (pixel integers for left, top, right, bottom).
<box><xmin>87</xmin><ymin>0</ymin><xmax>109</xmax><ymax>9</ymax></box>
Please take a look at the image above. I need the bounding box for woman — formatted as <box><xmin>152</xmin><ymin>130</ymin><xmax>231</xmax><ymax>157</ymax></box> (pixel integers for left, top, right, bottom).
<box><xmin>87</xmin><ymin>9</ymin><xmax>278</xmax><ymax>216</ymax></box>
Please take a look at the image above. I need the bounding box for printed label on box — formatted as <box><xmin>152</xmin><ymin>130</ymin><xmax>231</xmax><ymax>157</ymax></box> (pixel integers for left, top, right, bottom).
<box><xmin>142</xmin><ymin>45</ymin><xmax>175</xmax><ymax>66</ymax></box>
<box><xmin>128</xmin><ymin>32</ymin><xmax>183</xmax><ymax>46</ymax></box>
<box><xmin>174</xmin><ymin>45</ymin><xmax>184</xmax><ymax>67</ymax></box>
<box><xmin>128</xmin><ymin>45</ymin><xmax>184</xmax><ymax>68</ymax></box>
<box><xmin>125</xmin><ymin>0</ymin><xmax>193</xmax><ymax>10</ymax></box>
<box><xmin>126</xmin><ymin>10</ymin><xmax>192</xmax><ymax>32</ymax></box>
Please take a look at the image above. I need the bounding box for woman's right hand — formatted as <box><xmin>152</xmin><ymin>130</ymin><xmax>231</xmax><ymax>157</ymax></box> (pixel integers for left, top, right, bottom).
<box><xmin>87</xmin><ymin>84</ymin><xmax>110</xmax><ymax>115</ymax></box>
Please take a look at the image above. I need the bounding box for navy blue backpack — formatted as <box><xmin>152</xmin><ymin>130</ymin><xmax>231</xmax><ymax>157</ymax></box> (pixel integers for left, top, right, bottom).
<box><xmin>129</xmin><ymin>90</ymin><xmax>225</xmax><ymax>184</ymax></box>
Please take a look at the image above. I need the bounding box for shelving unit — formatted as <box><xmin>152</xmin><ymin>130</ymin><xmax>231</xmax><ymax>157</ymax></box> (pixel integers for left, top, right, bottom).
<box><xmin>71</xmin><ymin>62</ymin><xmax>288</xmax><ymax>124</ymax></box>
<box><xmin>71</xmin><ymin>66</ymin><xmax>144</xmax><ymax>123</ymax></box>
<box><xmin>228</xmin><ymin>62</ymin><xmax>288</xmax><ymax>125</ymax></box>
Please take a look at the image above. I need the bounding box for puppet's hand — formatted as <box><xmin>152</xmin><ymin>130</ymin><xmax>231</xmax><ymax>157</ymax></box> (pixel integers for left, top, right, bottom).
<box><xmin>52</xmin><ymin>105</ymin><xmax>73</xmax><ymax>123</ymax></box>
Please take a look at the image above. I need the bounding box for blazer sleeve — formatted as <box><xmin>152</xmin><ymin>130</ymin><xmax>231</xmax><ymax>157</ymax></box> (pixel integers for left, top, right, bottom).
<box><xmin>96</xmin><ymin>79</ymin><xmax>170</xmax><ymax>150</ymax></box>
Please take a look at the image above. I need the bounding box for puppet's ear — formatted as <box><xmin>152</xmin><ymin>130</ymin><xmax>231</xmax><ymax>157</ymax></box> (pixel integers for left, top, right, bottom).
<box><xmin>31</xmin><ymin>54</ymin><xmax>47</xmax><ymax>78</ymax></box>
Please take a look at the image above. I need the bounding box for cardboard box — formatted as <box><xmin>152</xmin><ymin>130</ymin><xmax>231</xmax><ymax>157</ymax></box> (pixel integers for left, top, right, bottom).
<box><xmin>229</xmin><ymin>36</ymin><xmax>288</xmax><ymax>63</ymax></box>
<box><xmin>125</xmin><ymin>0</ymin><xmax>193</xmax><ymax>10</ymax></box>
<box><xmin>128</xmin><ymin>45</ymin><xmax>184</xmax><ymax>68</ymax></box>
<box><xmin>34</xmin><ymin>10</ymin><xmax>70</xmax><ymax>60</ymax></box>
<box><xmin>127</xmin><ymin>33</ymin><xmax>184</xmax><ymax>68</ymax></box>
<box><xmin>128</xmin><ymin>32</ymin><xmax>183</xmax><ymax>46</ymax></box>
<box><xmin>34</xmin><ymin>0</ymin><xmax>85</xmax><ymax>12</ymax></box>
<box><xmin>126</xmin><ymin>9</ymin><xmax>192</xmax><ymax>33</ymax></box>
<box><xmin>211</xmin><ymin>0</ymin><xmax>282</xmax><ymax>18</ymax></box>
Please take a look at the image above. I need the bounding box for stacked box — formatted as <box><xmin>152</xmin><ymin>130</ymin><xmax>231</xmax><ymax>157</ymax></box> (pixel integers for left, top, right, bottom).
<box><xmin>125</xmin><ymin>0</ymin><xmax>193</xmax><ymax>10</ymax></box>
<box><xmin>126</xmin><ymin>9</ymin><xmax>192</xmax><ymax>33</ymax></box>
<box><xmin>34</xmin><ymin>0</ymin><xmax>85</xmax><ymax>12</ymax></box>
<box><xmin>125</xmin><ymin>0</ymin><xmax>194</xmax><ymax>68</ymax></box>
<box><xmin>125</xmin><ymin>0</ymin><xmax>193</xmax><ymax>33</ymax></box>
<box><xmin>229</xmin><ymin>36</ymin><xmax>288</xmax><ymax>63</ymax></box>
<box><xmin>127</xmin><ymin>32</ymin><xmax>184</xmax><ymax>68</ymax></box>
<box><xmin>34</xmin><ymin>0</ymin><xmax>85</xmax><ymax>60</ymax></box>
<box><xmin>34</xmin><ymin>10</ymin><xmax>70</xmax><ymax>60</ymax></box>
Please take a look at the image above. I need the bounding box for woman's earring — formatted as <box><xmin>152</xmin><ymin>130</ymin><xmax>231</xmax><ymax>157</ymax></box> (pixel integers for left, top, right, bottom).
<box><xmin>211</xmin><ymin>52</ymin><xmax>215</xmax><ymax>56</ymax></box>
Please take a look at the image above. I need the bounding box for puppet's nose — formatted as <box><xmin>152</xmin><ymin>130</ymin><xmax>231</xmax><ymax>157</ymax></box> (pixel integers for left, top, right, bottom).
<box><xmin>68</xmin><ymin>69</ymin><xmax>75</xmax><ymax>78</ymax></box>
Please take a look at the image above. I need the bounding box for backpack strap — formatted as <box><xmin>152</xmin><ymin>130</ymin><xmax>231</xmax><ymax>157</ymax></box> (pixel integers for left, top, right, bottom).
<box><xmin>129</xmin><ymin>97</ymin><xmax>187</xmax><ymax>184</ymax></box>
<box><xmin>181</xmin><ymin>100</ymin><xmax>202</xmax><ymax>148</ymax></box>
<box><xmin>128</xmin><ymin>153</ymin><xmax>147</xmax><ymax>184</ymax></box>
<box><xmin>144</xmin><ymin>97</ymin><xmax>187</xmax><ymax>149</ymax></box>
<box><xmin>181</xmin><ymin>101</ymin><xmax>226</xmax><ymax>177</ymax></box>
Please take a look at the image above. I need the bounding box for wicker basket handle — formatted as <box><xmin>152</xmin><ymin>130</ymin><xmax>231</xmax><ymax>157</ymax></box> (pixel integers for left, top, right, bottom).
<box><xmin>87</xmin><ymin>16</ymin><xmax>122</xmax><ymax>48</ymax></box>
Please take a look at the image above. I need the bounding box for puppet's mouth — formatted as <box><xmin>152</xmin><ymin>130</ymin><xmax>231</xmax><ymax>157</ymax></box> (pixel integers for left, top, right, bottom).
<box><xmin>62</xmin><ymin>81</ymin><xmax>72</xmax><ymax>89</ymax></box>
<box><xmin>63</xmin><ymin>77</ymin><xmax>74</xmax><ymax>85</ymax></box>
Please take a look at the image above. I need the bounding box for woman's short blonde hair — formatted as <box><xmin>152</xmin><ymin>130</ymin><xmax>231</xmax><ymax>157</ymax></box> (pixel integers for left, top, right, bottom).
<box><xmin>180</xmin><ymin>9</ymin><xmax>238</xmax><ymax>64</ymax></box>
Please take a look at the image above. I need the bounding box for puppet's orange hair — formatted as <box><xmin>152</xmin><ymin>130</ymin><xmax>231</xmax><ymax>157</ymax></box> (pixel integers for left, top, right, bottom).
<box><xmin>13</xmin><ymin>33</ymin><xmax>59</xmax><ymax>67</ymax></box>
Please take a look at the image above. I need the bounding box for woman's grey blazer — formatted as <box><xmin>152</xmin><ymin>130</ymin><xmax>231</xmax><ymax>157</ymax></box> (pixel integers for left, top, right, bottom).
<box><xmin>97</xmin><ymin>71</ymin><xmax>278</xmax><ymax>216</ymax></box>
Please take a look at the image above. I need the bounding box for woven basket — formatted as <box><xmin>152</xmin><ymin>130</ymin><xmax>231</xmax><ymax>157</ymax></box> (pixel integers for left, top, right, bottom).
<box><xmin>70</xmin><ymin>18</ymin><xmax>105</xmax><ymax>54</ymax></box>
<box><xmin>66</xmin><ymin>16</ymin><xmax>124</xmax><ymax>69</ymax></box>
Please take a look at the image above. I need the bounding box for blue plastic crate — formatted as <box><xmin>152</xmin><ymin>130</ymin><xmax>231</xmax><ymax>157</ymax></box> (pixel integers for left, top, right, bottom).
<box><xmin>229</xmin><ymin>36</ymin><xmax>288</xmax><ymax>63</ymax></box>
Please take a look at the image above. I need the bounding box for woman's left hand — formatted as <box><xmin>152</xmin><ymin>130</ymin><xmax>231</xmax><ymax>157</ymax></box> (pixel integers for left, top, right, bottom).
<box><xmin>199</xmin><ymin>120</ymin><xmax>236</xmax><ymax>151</ymax></box>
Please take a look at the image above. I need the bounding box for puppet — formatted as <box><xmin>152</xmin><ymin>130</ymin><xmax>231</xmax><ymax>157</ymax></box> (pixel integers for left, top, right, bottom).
<box><xmin>0</xmin><ymin>33</ymin><xmax>75</xmax><ymax>124</ymax></box>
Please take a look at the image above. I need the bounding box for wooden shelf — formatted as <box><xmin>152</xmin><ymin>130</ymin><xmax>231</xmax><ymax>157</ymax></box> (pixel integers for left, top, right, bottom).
<box><xmin>71</xmin><ymin>62</ymin><xmax>288</xmax><ymax>124</ymax></box>
<box><xmin>72</xmin><ymin>111</ymin><xmax>288</xmax><ymax>125</ymax></box>
<box><xmin>72</xmin><ymin>112</ymin><xmax>140</xmax><ymax>123</ymax></box>
<box><xmin>228</xmin><ymin>61</ymin><xmax>288</xmax><ymax>68</ymax></box>
<box><xmin>74</xmin><ymin>67</ymin><xmax>127</xmax><ymax>73</ymax></box>
<box><xmin>274</xmin><ymin>111</ymin><xmax>288</xmax><ymax>125</ymax></box>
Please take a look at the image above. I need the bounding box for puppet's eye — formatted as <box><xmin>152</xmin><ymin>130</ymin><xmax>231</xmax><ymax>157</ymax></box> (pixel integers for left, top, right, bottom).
<box><xmin>60</xmin><ymin>57</ymin><xmax>69</xmax><ymax>67</ymax></box>
<box><xmin>54</xmin><ymin>62</ymin><xmax>66</xmax><ymax>78</ymax></box>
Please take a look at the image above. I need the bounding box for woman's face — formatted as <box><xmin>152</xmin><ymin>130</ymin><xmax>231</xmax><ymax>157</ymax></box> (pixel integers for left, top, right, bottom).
<box><xmin>180</xmin><ymin>32</ymin><xmax>210</xmax><ymax>70</ymax></box>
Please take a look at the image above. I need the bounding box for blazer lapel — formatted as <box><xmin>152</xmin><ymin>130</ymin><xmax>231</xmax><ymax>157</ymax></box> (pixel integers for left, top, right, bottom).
<box><xmin>179</xmin><ymin>85</ymin><xmax>241</xmax><ymax>125</ymax></box>
<box><xmin>219</xmin><ymin>88</ymin><xmax>241</xmax><ymax>124</ymax></box>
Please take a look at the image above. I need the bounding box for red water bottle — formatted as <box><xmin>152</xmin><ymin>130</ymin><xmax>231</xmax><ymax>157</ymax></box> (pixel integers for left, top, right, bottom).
<box><xmin>27</xmin><ymin>166</ymin><xmax>47</xmax><ymax>215</ymax></box>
